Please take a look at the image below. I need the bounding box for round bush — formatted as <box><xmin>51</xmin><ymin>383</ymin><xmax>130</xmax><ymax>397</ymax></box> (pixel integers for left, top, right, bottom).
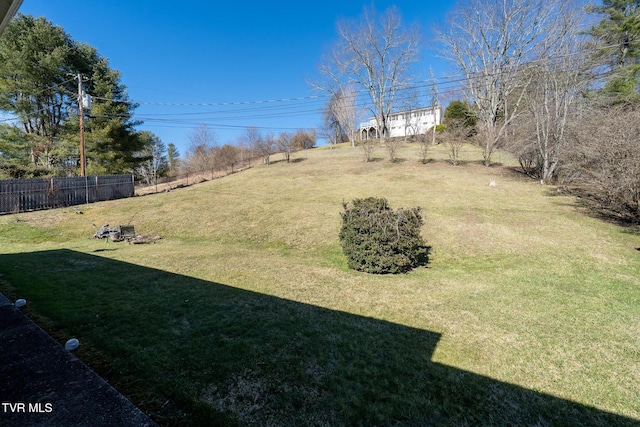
<box><xmin>339</xmin><ymin>197</ymin><xmax>429</xmax><ymax>274</ymax></box>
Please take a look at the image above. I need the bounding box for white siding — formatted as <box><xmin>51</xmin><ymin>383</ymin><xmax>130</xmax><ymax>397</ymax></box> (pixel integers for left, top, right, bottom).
<box><xmin>359</xmin><ymin>106</ymin><xmax>441</xmax><ymax>139</ymax></box>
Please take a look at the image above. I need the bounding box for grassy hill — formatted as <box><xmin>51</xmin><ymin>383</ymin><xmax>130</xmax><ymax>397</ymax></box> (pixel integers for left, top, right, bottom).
<box><xmin>1</xmin><ymin>143</ymin><xmax>639</xmax><ymax>425</ymax></box>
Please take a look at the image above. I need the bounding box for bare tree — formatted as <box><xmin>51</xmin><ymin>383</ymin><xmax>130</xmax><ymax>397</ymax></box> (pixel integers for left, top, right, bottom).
<box><xmin>442</xmin><ymin>119</ymin><xmax>467</xmax><ymax>166</ymax></box>
<box><xmin>135</xmin><ymin>131</ymin><xmax>167</xmax><ymax>187</ymax></box>
<box><xmin>327</xmin><ymin>84</ymin><xmax>359</xmax><ymax>147</ymax></box>
<box><xmin>321</xmin><ymin>103</ymin><xmax>344</xmax><ymax>149</ymax></box>
<box><xmin>437</xmin><ymin>0</ymin><xmax>563</xmax><ymax>166</ymax></box>
<box><xmin>188</xmin><ymin>124</ymin><xmax>217</xmax><ymax>148</ymax></box>
<box><xmin>417</xmin><ymin>73</ymin><xmax>441</xmax><ymax>163</ymax></box>
<box><xmin>291</xmin><ymin>129</ymin><xmax>316</xmax><ymax>151</ymax></box>
<box><xmin>276</xmin><ymin>132</ymin><xmax>296</xmax><ymax>163</ymax></box>
<box><xmin>399</xmin><ymin>87</ymin><xmax>423</xmax><ymax>141</ymax></box>
<box><xmin>217</xmin><ymin>144</ymin><xmax>240</xmax><ymax>173</ymax></box>
<box><xmin>563</xmin><ymin>104</ymin><xmax>640</xmax><ymax>222</ymax></box>
<box><xmin>520</xmin><ymin>4</ymin><xmax>591</xmax><ymax>183</ymax></box>
<box><xmin>243</xmin><ymin>126</ymin><xmax>261</xmax><ymax>152</ymax></box>
<box><xmin>417</xmin><ymin>133</ymin><xmax>431</xmax><ymax>163</ymax></box>
<box><xmin>261</xmin><ymin>133</ymin><xmax>276</xmax><ymax>165</ymax></box>
<box><xmin>429</xmin><ymin>68</ymin><xmax>440</xmax><ymax>148</ymax></box>
<box><xmin>230</xmin><ymin>136</ymin><xmax>253</xmax><ymax>170</ymax></box>
<box><xmin>385</xmin><ymin>137</ymin><xmax>404</xmax><ymax>162</ymax></box>
<box><xmin>314</xmin><ymin>5</ymin><xmax>420</xmax><ymax>143</ymax></box>
<box><xmin>184</xmin><ymin>124</ymin><xmax>217</xmax><ymax>173</ymax></box>
<box><xmin>243</xmin><ymin>127</ymin><xmax>274</xmax><ymax>165</ymax></box>
<box><xmin>359</xmin><ymin>138</ymin><xmax>378</xmax><ymax>163</ymax></box>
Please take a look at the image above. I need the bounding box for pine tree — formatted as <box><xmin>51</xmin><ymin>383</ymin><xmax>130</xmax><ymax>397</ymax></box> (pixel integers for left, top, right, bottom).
<box><xmin>0</xmin><ymin>14</ymin><xmax>142</xmax><ymax>175</ymax></box>
<box><xmin>587</xmin><ymin>1</ymin><xmax>640</xmax><ymax>102</ymax></box>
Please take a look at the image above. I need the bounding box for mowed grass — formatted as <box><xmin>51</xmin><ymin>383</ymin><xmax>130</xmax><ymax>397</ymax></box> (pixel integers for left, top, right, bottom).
<box><xmin>0</xmin><ymin>143</ymin><xmax>639</xmax><ymax>426</ymax></box>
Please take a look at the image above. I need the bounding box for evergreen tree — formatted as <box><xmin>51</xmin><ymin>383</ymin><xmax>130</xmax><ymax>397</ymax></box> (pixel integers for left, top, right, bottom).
<box><xmin>0</xmin><ymin>124</ymin><xmax>32</xmax><ymax>178</ymax></box>
<box><xmin>443</xmin><ymin>100</ymin><xmax>477</xmax><ymax>128</ymax></box>
<box><xmin>0</xmin><ymin>14</ymin><xmax>142</xmax><ymax>175</ymax></box>
<box><xmin>167</xmin><ymin>143</ymin><xmax>180</xmax><ymax>175</ymax></box>
<box><xmin>587</xmin><ymin>1</ymin><xmax>640</xmax><ymax>102</ymax></box>
<box><xmin>0</xmin><ymin>15</ymin><xmax>74</xmax><ymax>169</ymax></box>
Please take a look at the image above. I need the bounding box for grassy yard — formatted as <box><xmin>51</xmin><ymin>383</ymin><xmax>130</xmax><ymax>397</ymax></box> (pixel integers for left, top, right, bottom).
<box><xmin>0</xmin><ymin>143</ymin><xmax>638</xmax><ymax>426</ymax></box>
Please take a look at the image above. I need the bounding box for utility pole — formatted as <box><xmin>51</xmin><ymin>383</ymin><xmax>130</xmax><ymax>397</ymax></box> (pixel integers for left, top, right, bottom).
<box><xmin>77</xmin><ymin>72</ymin><xmax>86</xmax><ymax>177</ymax></box>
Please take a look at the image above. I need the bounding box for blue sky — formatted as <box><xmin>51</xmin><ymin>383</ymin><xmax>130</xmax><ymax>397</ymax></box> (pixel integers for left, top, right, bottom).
<box><xmin>17</xmin><ymin>1</ymin><xmax>457</xmax><ymax>154</ymax></box>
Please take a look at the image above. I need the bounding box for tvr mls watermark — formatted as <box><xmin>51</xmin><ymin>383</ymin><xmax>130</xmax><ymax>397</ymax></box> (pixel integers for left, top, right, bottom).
<box><xmin>2</xmin><ymin>402</ymin><xmax>53</xmax><ymax>413</ymax></box>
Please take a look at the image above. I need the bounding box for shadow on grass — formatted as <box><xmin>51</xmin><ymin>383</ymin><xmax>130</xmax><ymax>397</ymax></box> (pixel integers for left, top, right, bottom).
<box><xmin>417</xmin><ymin>245</ymin><xmax>432</xmax><ymax>270</ymax></box>
<box><xmin>502</xmin><ymin>166</ymin><xmax>543</xmax><ymax>183</ymax></box>
<box><xmin>268</xmin><ymin>157</ymin><xmax>308</xmax><ymax>166</ymax></box>
<box><xmin>456</xmin><ymin>159</ymin><xmax>505</xmax><ymax>168</ymax></box>
<box><xmin>547</xmin><ymin>186</ymin><xmax>640</xmax><ymax>231</ymax></box>
<box><xmin>0</xmin><ymin>249</ymin><xmax>637</xmax><ymax>426</ymax></box>
<box><xmin>389</xmin><ymin>158</ymin><xmax>409</xmax><ymax>164</ymax></box>
<box><xmin>364</xmin><ymin>157</ymin><xmax>385</xmax><ymax>163</ymax></box>
<box><xmin>496</xmin><ymin>168</ymin><xmax>640</xmax><ymax>232</ymax></box>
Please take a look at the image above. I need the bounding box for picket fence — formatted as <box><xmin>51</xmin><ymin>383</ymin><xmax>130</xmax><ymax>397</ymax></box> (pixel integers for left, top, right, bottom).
<box><xmin>0</xmin><ymin>175</ymin><xmax>134</xmax><ymax>214</ymax></box>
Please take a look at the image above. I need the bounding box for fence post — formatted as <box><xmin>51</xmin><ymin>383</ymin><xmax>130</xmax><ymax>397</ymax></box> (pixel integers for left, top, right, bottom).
<box><xmin>50</xmin><ymin>177</ymin><xmax>55</xmax><ymax>210</ymax></box>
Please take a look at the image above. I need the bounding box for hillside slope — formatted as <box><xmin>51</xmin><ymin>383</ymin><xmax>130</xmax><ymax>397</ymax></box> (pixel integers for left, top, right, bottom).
<box><xmin>1</xmin><ymin>143</ymin><xmax>638</xmax><ymax>425</ymax></box>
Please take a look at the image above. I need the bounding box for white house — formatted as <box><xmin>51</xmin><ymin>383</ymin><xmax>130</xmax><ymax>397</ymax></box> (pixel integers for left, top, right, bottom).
<box><xmin>360</xmin><ymin>105</ymin><xmax>442</xmax><ymax>139</ymax></box>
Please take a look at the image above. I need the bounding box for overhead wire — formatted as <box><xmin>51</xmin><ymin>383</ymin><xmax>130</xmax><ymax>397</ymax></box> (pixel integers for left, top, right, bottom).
<box><xmin>0</xmin><ymin>41</ymin><xmax>630</xmax><ymax>133</ymax></box>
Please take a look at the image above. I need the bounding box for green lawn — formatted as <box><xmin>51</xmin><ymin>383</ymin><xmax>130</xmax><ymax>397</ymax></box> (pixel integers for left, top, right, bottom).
<box><xmin>1</xmin><ymin>143</ymin><xmax>638</xmax><ymax>426</ymax></box>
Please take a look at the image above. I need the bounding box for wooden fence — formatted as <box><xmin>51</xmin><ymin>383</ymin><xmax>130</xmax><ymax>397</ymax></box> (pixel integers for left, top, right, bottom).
<box><xmin>0</xmin><ymin>175</ymin><xmax>134</xmax><ymax>214</ymax></box>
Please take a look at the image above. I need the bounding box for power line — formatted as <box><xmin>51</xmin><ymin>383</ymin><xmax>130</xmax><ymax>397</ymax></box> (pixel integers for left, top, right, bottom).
<box><xmin>0</xmin><ymin>41</ymin><xmax>631</xmax><ymax>133</ymax></box>
<box><xmin>90</xmin><ymin>94</ymin><xmax>326</xmax><ymax>107</ymax></box>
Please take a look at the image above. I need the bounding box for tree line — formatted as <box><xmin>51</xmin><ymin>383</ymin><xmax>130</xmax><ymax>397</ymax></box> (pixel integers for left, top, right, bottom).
<box><xmin>0</xmin><ymin>14</ymin><xmax>317</xmax><ymax>186</ymax></box>
<box><xmin>178</xmin><ymin>124</ymin><xmax>316</xmax><ymax>177</ymax></box>
<box><xmin>0</xmin><ymin>14</ymin><xmax>144</xmax><ymax>178</ymax></box>
<box><xmin>315</xmin><ymin>0</ymin><xmax>640</xmax><ymax>223</ymax></box>
<box><xmin>1</xmin><ymin>3</ymin><xmax>638</xmax><ymax>222</ymax></box>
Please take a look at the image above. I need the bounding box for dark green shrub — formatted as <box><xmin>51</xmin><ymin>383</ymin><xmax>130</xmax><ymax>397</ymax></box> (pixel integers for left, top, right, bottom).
<box><xmin>339</xmin><ymin>197</ymin><xmax>429</xmax><ymax>274</ymax></box>
<box><xmin>444</xmin><ymin>100</ymin><xmax>477</xmax><ymax>128</ymax></box>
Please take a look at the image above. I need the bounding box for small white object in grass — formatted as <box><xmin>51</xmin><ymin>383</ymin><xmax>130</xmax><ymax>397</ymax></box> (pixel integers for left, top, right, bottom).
<box><xmin>15</xmin><ymin>299</ymin><xmax>26</xmax><ymax>308</ymax></box>
<box><xmin>65</xmin><ymin>338</ymin><xmax>80</xmax><ymax>351</ymax></box>
<box><xmin>489</xmin><ymin>179</ymin><xmax>496</xmax><ymax>187</ymax></box>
